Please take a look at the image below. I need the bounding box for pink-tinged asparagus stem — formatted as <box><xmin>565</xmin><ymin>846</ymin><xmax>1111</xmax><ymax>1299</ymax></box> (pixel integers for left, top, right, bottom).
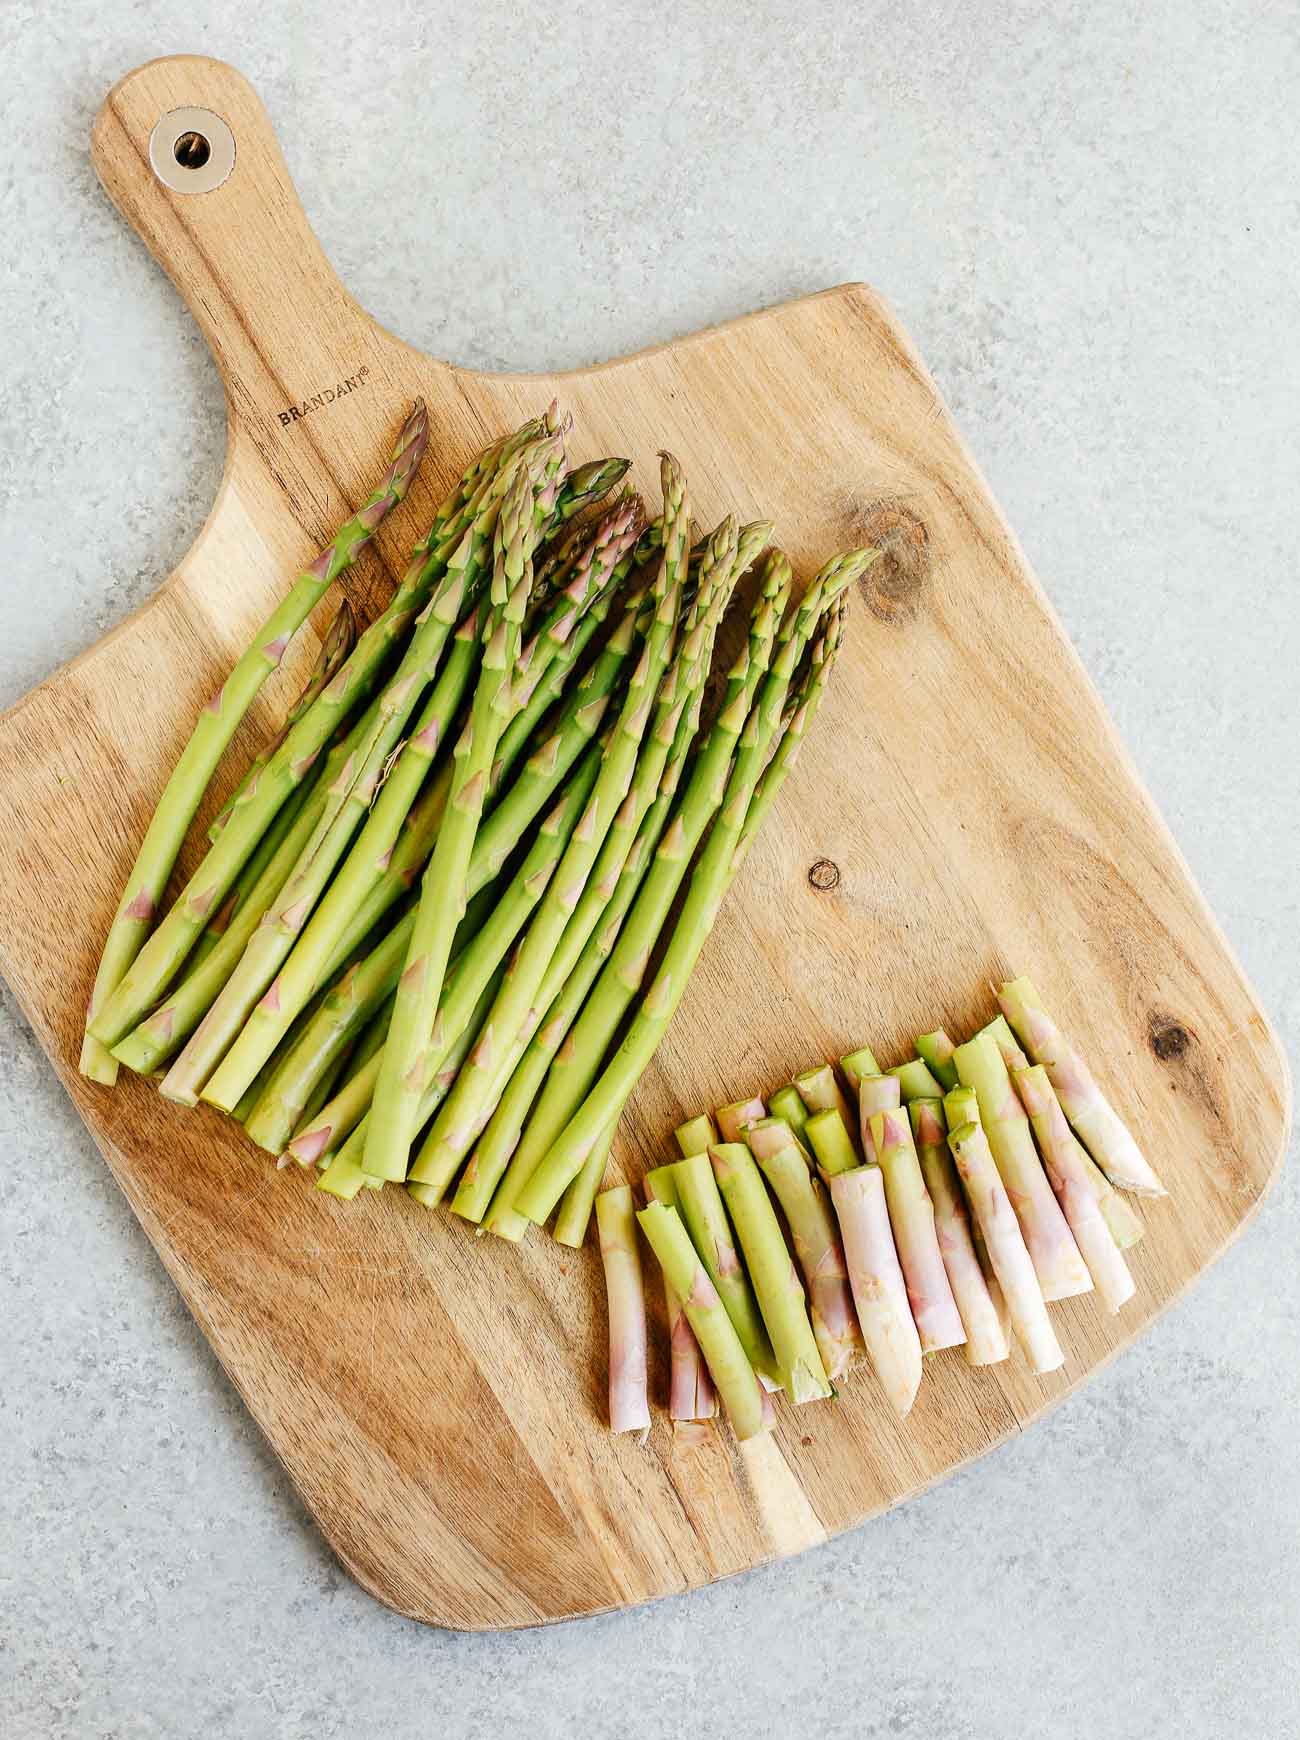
<box><xmin>979</xmin><ymin>1015</ymin><xmax>1029</xmax><ymax>1073</ymax></box>
<box><xmin>857</xmin><ymin>1073</ymin><xmax>901</xmax><ymax>1164</ymax></box>
<box><xmin>953</xmin><ymin>1034</ymin><xmax>1093</xmax><ymax>1303</ymax></box>
<box><xmin>715</xmin><ymin>1096</ymin><xmax>766</xmax><ymax>1144</ymax></box>
<box><xmin>595</xmin><ymin>1186</ymin><xmax>652</xmax><ymax>1435</ymax></box>
<box><xmin>637</xmin><ymin>1202</ymin><xmax>766</xmax><ymax>1439</ymax></box>
<box><xmin>674</xmin><ymin>1114</ymin><xmax>719</xmax><ymax>1157</ymax></box>
<box><xmin>794</xmin><ymin>1063</ymin><xmax>858</xmax><ymax>1145</ymax></box>
<box><xmin>909</xmin><ymin>1099</ymin><xmax>1009</xmax><ymax>1365</ymax></box>
<box><xmin>947</xmin><ymin>1115</ymin><xmax>1064</xmax><ymax>1374</ymax></box>
<box><xmin>1014</xmin><ymin>1066</ymin><xmax>1136</xmax><ymax>1313</ymax></box>
<box><xmin>868</xmin><ymin>1107</ymin><xmax>966</xmax><ymax>1354</ymax></box>
<box><xmin>749</xmin><ymin>1119</ymin><xmax>862</xmax><ymax>1383</ymax></box>
<box><xmin>828</xmin><ymin>1166</ymin><xmax>923</xmax><ymax>1416</ymax></box>
<box><xmin>998</xmin><ymin>976</ymin><xmax>1167</xmax><ymax>1197</ymax></box>
<box><xmin>645</xmin><ymin>1167</ymin><xmax>717</xmax><ymax>1422</ymax></box>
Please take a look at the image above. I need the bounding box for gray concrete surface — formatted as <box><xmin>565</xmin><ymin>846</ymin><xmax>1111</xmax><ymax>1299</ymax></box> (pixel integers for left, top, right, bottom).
<box><xmin>2</xmin><ymin>2</ymin><xmax>1297</xmax><ymax>1735</ymax></box>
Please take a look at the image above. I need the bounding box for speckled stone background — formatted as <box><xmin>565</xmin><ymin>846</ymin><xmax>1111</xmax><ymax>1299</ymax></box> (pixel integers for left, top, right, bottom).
<box><xmin>2</xmin><ymin>3</ymin><xmax>1297</xmax><ymax>1736</ymax></box>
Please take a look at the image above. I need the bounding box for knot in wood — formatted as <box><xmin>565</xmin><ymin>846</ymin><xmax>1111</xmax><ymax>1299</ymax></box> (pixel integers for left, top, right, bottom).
<box><xmin>808</xmin><ymin>858</ymin><xmax>841</xmax><ymax>892</ymax></box>
<box><xmin>853</xmin><ymin>501</ymin><xmax>931</xmax><ymax>623</ymax></box>
<box><xmin>1149</xmin><ymin>1014</ymin><xmax>1192</xmax><ymax>1061</ymax></box>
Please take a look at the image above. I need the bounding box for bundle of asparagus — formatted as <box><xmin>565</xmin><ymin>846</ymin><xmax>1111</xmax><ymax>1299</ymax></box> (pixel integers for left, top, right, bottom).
<box><xmin>595</xmin><ymin>979</ymin><xmax>1165</xmax><ymax>1440</ymax></box>
<box><xmin>83</xmin><ymin>402</ymin><xmax>873</xmax><ymax>1264</ymax></box>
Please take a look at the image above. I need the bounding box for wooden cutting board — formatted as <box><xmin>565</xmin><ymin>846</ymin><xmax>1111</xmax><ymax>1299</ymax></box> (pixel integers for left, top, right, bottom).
<box><xmin>0</xmin><ymin>54</ymin><xmax>1287</xmax><ymax>1629</ymax></box>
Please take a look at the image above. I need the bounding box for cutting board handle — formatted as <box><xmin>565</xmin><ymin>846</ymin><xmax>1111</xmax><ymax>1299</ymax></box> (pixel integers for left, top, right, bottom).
<box><xmin>91</xmin><ymin>56</ymin><xmax>380</xmax><ymax>420</ymax></box>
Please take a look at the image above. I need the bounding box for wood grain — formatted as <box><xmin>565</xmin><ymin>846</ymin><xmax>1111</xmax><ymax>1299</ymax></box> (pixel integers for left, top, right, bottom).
<box><xmin>0</xmin><ymin>54</ymin><xmax>1287</xmax><ymax>1629</ymax></box>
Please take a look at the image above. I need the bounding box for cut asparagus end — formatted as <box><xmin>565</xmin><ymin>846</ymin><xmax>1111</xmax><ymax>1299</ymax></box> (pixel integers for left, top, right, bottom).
<box><xmin>887</xmin><ymin>1057</ymin><xmax>946</xmax><ymax>1102</ymax></box>
<box><xmin>840</xmin><ymin>1045</ymin><xmax>880</xmax><ymax>1091</ymax></box>
<box><xmin>767</xmin><ymin>1085</ymin><xmax>810</xmax><ymax>1136</ymax></box>
<box><xmin>916</xmin><ymin>1028</ymin><xmax>960</xmax><ymax>1092</ymax></box>
<box><xmin>805</xmin><ymin>1107</ymin><xmax>858</xmax><ymax>1177</ymax></box>
<box><xmin>674</xmin><ymin>1114</ymin><xmax>719</xmax><ymax>1157</ymax></box>
<box><xmin>596</xmin><ymin>1185</ymin><xmax>652</xmax><ymax>1434</ymax></box>
<box><xmin>715</xmin><ymin>1096</ymin><xmax>766</xmax><ymax>1144</ymax></box>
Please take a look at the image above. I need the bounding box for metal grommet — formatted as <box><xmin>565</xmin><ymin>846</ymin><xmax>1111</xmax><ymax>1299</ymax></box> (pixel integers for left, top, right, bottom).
<box><xmin>147</xmin><ymin>106</ymin><xmax>236</xmax><ymax>195</ymax></box>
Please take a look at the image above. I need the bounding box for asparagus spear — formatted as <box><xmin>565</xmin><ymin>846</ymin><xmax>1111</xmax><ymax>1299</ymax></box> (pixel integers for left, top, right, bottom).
<box><xmin>978</xmin><ymin>1014</ymin><xmax>1029</xmax><ymax>1073</ymax></box>
<box><xmin>674</xmin><ymin>1115</ymin><xmax>720</xmax><ymax>1157</ymax></box>
<box><xmin>1014</xmin><ymin>1066</ymin><xmax>1136</xmax><ymax>1312</ymax></box>
<box><xmin>364</xmin><ymin>464</ymin><xmax>551</xmax><ymax>1180</ymax></box>
<box><xmin>466</xmin><ymin>547</ymin><xmax>791</xmax><ymax>1235</ymax></box>
<box><xmin>998</xmin><ymin>976</ymin><xmax>1167</xmax><ymax>1197</ymax></box>
<box><xmin>857</xmin><ymin>1073</ymin><xmax>901</xmax><ymax>1163</ymax></box>
<box><xmin>868</xmin><ymin>1107</ymin><xmax>966</xmax><ymax>1353</ymax></box>
<box><xmin>205</xmin><ymin>493</ymin><xmax>646</xmax><ymax>1116</ymax></box>
<box><xmin>90</xmin><ymin>423</ymin><xmax>556</xmax><ymax>1050</ymax></box>
<box><xmin>710</xmin><ymin>1142</ymin><xmax>831</xmax><ymax>1403</ymax></box>
<box><xmin>596</xmin><ymin>1186</ymin><xmax>651</xmax><ymax>1435</ymax></box>
<box><xmin>208</xmin><ymin>599</ymin><xmax>356</xmax><ymax>842</ymax></box>
<box><xmin>494</xmin><ymin>551</ymin><xmax>795</xmax><ymax>1218</ymax></box>
<box><xmin>637</xmin><ymin>1202</ymin><xmax>767</xmax><ymax>1441</ymax></box>
<box><xmin>81</xmin><ymin>404</ymin><xmax>428</xmax><ymax>1082</ymax></box>
<box><xmin>406</xmin><ymin>471</ymin><xmax>695</xmax><ymax>1199</ymax></box>
<box><xmin>909</xmin><ymin>1099</ymin><xmax>1009</xmax><ymax>1365</ymax></box>
<box><xmin>953</xmin><ymin>1033</ymin><xmax>1093</xmax><ymax>1302</ymax></box>
<box><xmin>748</xmin><ymin>1118</ymin><xmax>862</xmax><ymax>1383</ymax></box>
<box><xmin>517</xmin><ymin>553</ymin><xmax>868</xmax><ymax>1222</ymax></box>
<box><xmin>644</xmin><ymin>1167</ymin><xmax>717</xmax><ymax>1422</ymax></box>
<box><xmin>300</xmin><ymin>735</ymin><xmax>607</xmax><ymax>1176</ymax></box>
<box><xmin>828</xmin><ymin>1165</ymin><xmax>923</xmax><ymax>1416</ymax></box>
<box><xmin>916</xmin><ymin>1028</ymin><xmax>960</xmax><ymax>1092</ymax></box>
<box><xmin>947</xmin><ymin>1109</ymin><xmax>1064</xmax><ymax>1374</ymax></box>
<box><xmin>887</xmin><ymin>1057</ymin><xmax>947</xmax><ymax>1102</ymax></box>
<box><xmin>767</xmin><ymin>1085</ymin><xmax>811</xmax><ymax>1138</ymax></box>
<box><xmin>715</xmin><ymin>1097</ymin><xmax>766</xmax><ymax>1144</ymax></box>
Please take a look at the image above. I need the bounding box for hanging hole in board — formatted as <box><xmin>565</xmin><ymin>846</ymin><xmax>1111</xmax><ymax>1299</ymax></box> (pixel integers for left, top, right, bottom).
<box><xmin>148</xmin><ymin>106</ymin><xmax>236</xmax><ymax>194</ymax></box>
<box><xmin>173</xmin><ymin>130</ymin><xmax>211</xmax><ymax>170</ymax></box>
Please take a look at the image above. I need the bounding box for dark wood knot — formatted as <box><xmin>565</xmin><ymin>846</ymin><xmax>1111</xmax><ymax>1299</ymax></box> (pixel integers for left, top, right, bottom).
<box><xmin>1149</xmin><ymin>1014</ymin><xmax>1193</xmax><ymax>1061</ymax></box>
<box><xmin>853</xmin><ymin>501</ymin><xmax>932</xmax><ymax>623</ymax></box>
<box><xmin>808</xmin><ymin>858</ymin><xmax>841</xmax><ymax>892</ymax></box>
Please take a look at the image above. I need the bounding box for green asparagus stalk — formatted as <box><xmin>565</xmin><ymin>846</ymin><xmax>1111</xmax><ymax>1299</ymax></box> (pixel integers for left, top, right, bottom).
<box><xmin>109</xmin><ymin>705</ymin><xmax>371</xmax><ymax>1076</ymax></box>
<box><xmin>710</xmin><ymin>1142</ymin><xmax>831</xmax><ymax>1403</ymax></box>
<box><xmin>90</xmin><ymin>423</ymin><xmax>556</xmax><ymax>1051</ymax></box>
<box><xmin>908</xmin><ymin>1098</ymin><xmax>1009</xmax><ymax>1365</ymax></box>
<box><xmin>365</xmin><ymin>463</ymin><xmax>546</xmax><ymax>1180</ymax></box>
<box><xmin>316</xmin><ymin>967</ymin><xmax>504</xmax><ymax>1201</ymax></box>
<box><xmin>457</xmin><ymin>527</ymin><xmax>774</xmax><ymax>1234</ymax></box>
<box><xmin>208</xmin><ymin>599</ymin><xmax>356</xmax><ymax>842</ymax></box>
<box><xmin>747</xmin><ymin>1118</ymin><xmax>861</xmax><ymax>1382</ymax></box>
<box><xmin>997</xmin><ymin>976</ymin><xmax>1167</xmax><ymax>1197</ymax></box>
<box><xmin>978</xmin><ymin>1014</ymin><xmax>1029</xmax><ymax>1073</ymax></box>
<box><xmin>81</xmin><ymin>403</ymin><xmax>428</xmax><ymax>1082</ymax></box>
<box><xmin>887</xmin><ymin>1057</ymin><xmax>947</xmax><ymax>1102</ymax></box>
<box><xmin>282</xmin><ymin>621</ymin><xmax>636</xmax><ymax>1168</ymax></box>
<box><xmin>767</xmin><ymin>1085</ymin><xmax>811</xmax><ymax>1139</ymax></box>
<box><xmin>552</xmin><ymin>1116</ymin><xmax>618</xmax><ymax>1248</ymax></box>
<box><xmin>953</xmin><ymin>1033</ymin><xmax>1093</xmax><ymax>1301</ymax></box>
<box><xmin>406</xmin><ymin>467</ymin><xmax>694</xmax><ymax>1199</ymax></box>
<box><xmin>505</xmin><ymin>552</ymin><xmax>801</xmax><ymax>1219</ymax></box>
<box><xmin>916</xmin><ymin>1028</ymin><xmax>960</xmax><ymax>1092</ymax></box>
<box><xmin>668</xmin><ymin>1152</ymin><xmax>780</xmax><ymax>1390</ymax></box>
<box><xmin>595</xmin><ymin>1185</ymin><xmax>652</xmax><ymax>1434</ymax></box>
<box><xmin>637</xmin><ymin>1202</ymin><xmax>767</xmax><ymax>1440</ymax></box>
<box><xmin>715</xmin><ymin>1097</ymin><xmax>766</xmax><ymax>1144</ymax></box>
<box><xmin>868</xmin><ymin>1106</ymin><xmax>966</xmax><ymax>1353</ymax></box>
<box><xmin>298</xmin><ymin>735</ymin><xmax>605</xmax><ymax>1174</ymax></box>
